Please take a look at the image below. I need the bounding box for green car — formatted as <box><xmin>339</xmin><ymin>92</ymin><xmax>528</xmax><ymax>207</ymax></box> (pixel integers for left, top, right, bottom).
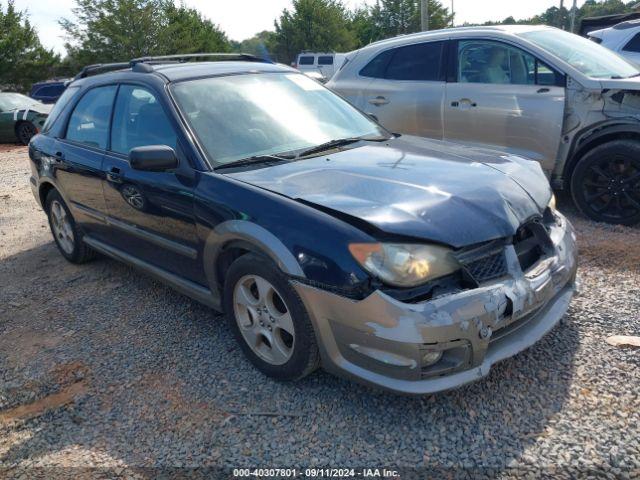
<box><xmin>0</xmin><ymin>92</ymin><xmax>51</xmax><ymax>145</ymax></box>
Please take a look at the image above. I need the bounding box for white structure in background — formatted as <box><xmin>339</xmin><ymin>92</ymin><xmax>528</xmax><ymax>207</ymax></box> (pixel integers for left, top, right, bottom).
<box><xmin>589</xmin><ymin>20</ymin><xmax>640</xmax><ymax>67</ymax></box>
<box><xmin>292</xmin><ymin>52</ymin><xmax>347</xmax><ymax>81</ymax></box>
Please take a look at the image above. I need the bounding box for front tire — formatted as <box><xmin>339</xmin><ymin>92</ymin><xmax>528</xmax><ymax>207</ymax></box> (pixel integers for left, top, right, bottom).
<box><xmin>571</xmin><ymin>140</ymin><xmax>640</xmax><ymax>225</ymax></box>
<box><xmin>223</xmin><ymin>253</ymin><xmax>320</xmax><ymax>381</ymax></box>
<box><xmin>45</xmin><ymin>190</ymin><xmax>96</xmax><ymax>263</ymax></box>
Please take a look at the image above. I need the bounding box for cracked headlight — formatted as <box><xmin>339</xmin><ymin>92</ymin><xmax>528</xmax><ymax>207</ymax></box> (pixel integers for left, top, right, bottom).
<box><xmin>348</xmin><ymin>243</ymin><xmax>460</xmax><ymax>287</ymax></box>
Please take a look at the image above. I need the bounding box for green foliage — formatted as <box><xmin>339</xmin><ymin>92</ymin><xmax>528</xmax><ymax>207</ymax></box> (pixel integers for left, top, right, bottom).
<box><xmin>0</xmin><ymin>1</ymin><xmax>60</xmax><ymax>92</ymax></box>
<box><xmin>60</xmin><ymin>0</ymin><xmax>230</xmax><ymax>69</ymax></box>
<box><xmin>272</xmin><ymin>0</ymin><xmax>357</xmax><ymax>64</ymax></box>
<box><xmin>349</xmin><ymin>0</ymin><xmax>452</xmax><ymax>48</ymax></box>
<box><xmin>472</xmin><ymin>0</ymin><xmax>636</xmax><ymax>31</ymax></box>
<box><xmin>229</xmin><ymin>31</ymin><xmax>277</xmax><ymax>61</ymax></box>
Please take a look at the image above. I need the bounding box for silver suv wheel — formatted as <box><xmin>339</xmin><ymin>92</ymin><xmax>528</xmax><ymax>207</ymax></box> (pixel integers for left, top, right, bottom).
<box><xmin>50</xmin><ymin>200</ymin><xmax>75</xmax><ymax>254</ymax></box>
<box><xmin>233</xmin><ymin>274</ymin><xmax>295</xmax><ymax>366</ymax></box>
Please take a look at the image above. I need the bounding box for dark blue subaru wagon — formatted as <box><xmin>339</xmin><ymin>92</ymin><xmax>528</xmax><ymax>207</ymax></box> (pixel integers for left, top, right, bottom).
<box><xmin>29</xmin><ymin>54</ymin><xmax>578</xmax><ymax>394</ymax></box>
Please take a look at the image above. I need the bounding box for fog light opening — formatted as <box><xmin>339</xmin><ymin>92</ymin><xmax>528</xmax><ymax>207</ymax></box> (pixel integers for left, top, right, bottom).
<box><xmin>422</xmin><ymin>350</ymin><xmax>443</xmax><ymax>366</ymax></box>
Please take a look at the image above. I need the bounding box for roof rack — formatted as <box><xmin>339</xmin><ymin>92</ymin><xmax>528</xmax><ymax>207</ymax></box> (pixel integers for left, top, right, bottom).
<box><xmin>73</xmin><ymin>62</ymin><xmax>131</xmax><ymax>80</ymax></box>
<box><xmin>72</xmin><ymin>53</ymin><xmax>273</xmax><ymax>82</ymax></box>
<box><xmin>129</xmin><ymin>53</ymin><xmax>272</xmax><ymax>66</ymax></box>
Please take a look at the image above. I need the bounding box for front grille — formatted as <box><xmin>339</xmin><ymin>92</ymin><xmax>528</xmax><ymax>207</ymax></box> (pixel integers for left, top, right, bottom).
<box><xmin>513</xmin><ymin>220</ymin><xmax>552</xmax><ymax>272</ymax></box>
<box><xmin>464</xmin><ymin>251</ymin><xmax>507</xmax><ymax>284</ymax></box>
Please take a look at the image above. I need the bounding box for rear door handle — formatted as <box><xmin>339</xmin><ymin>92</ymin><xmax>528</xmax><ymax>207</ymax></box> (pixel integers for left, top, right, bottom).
<box><xmin>537</xmin><ymin>87</ymin><xmax>550</xmax><ymax>93</ymax></box>
<box><xmin>368</xmin><ymin>96</ymin><xmax>389</xmax><ymax>106</ymax></box>
<box><xmin>451</xmin><ymin>98</ymin><xmax>477</xmax><ymax>109</ymax></box>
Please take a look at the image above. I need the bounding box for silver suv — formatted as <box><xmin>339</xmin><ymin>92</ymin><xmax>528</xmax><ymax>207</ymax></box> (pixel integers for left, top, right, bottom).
<box><xmin>328</xmin><ymin>25</ymin><xmax>640</xmax><ymax>225</ymax></box>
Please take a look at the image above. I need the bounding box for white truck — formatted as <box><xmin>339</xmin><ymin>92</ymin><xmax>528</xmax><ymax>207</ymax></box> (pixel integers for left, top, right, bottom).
<box><xmin>293</xmin><ymin>52</ymin><xmax>347</xmax><ymax>81</ymax></box>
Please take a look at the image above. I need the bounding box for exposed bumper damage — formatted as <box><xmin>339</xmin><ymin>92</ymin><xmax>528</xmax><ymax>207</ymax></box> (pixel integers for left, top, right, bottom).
<box><xmin>293</xmin><ymin>212</ymin><xmax>578</xmax><ymax>395</ymax></box>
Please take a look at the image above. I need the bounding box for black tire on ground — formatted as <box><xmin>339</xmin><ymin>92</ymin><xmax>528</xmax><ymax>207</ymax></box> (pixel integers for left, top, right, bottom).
<box><xmin>223</xmin><ymin>252</ymin><xmax>320</xmax><ymax>381</ymax></box>
<box><xmin>570</xmin><ymin>140</ymin><xmax>640</xmax><ymax>226</ymax></box>
<box><xmin>16</xmin><ymin>122</ymin><xmax>37</xmax><ymax>145</ymax></box>
<box><xmin>45</xmin><ymin>189</ymin><xmax>96</xmax><ymax>263</ymax></box>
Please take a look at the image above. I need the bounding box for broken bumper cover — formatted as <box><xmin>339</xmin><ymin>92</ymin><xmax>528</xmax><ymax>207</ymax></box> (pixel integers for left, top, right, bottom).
<box><xmin>293</xmin><ymin>213</ymin><xmax>578</xmax><ymax>395</ymax></box>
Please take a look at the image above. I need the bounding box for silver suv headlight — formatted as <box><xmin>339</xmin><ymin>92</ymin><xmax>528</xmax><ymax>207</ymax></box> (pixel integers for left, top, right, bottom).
<box><xmin>349</xmin><ymin>243</ymin><xmax>460</xmax><ymax>287</ymax></box>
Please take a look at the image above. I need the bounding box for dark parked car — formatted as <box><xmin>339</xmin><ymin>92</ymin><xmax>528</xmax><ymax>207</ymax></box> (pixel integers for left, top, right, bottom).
<box><xmin>0</xmin><ymin>92</ymin><xmax>50</xmax><ymax>144</ymax></box>
<box><xmin>30</xmin><ymin>80</ymin><xmax>69</xmax><ymax>104</ymax></box>
<box><xmin>28</xmin><ymin>54</ymin><xmax>578</xmax><ymax>394</ymax></box>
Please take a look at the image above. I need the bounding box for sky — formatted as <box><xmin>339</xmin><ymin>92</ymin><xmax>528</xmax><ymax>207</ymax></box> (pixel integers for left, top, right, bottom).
<box><xmin>14</xmin><ymin>0</ymin><xmax>586</xmax><ymax>56</ymax></box>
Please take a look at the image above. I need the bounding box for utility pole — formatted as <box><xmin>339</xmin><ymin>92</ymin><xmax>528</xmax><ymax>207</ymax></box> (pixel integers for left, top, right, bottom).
<box><xmin>559</xmin><ymin>0</ymin><xmax>564</xmax><ymax>29</ymax></box>
<box><xmin>451</xmin><ymin>0</ymin><xmax>454</xmax><ymax>27</ymax></box>
<box><xmin>569</xmin><ymin>0</ymin><xmax>578</xmax><ymax>33</ymax></box>
<box><xmin>421</xmin><ymin>0</ymin><xmax>429</xmax><ymax>31</ymax></box>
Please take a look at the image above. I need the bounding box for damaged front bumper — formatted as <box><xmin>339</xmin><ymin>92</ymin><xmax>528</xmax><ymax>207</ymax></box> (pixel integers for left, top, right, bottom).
<box><xmin>293</xmin><ymin>212</ymin><xmax>578</xmax><ymax>395</ymax></box>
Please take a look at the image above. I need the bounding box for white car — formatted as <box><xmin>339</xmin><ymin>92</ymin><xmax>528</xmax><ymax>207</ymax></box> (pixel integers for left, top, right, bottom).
<box><xmin>293</xmin><ymin>52</ymin><xmax>347</xmax><ymax>80</ymax></box>
<box><xmin>588</xmin><ymin>20</ymin><xmax>640</xmax><ymax>67</ymax></box>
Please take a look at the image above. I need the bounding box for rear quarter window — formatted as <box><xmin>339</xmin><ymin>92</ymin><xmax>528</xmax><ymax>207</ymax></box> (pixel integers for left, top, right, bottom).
<box><xmin>318</xmin><ymin>56</ymin><xmax>334</xmax><ymax>65</ymax></box>
<box><xmin>42</xmin><ymin>86</ymin><xmax>79</xmax><ymax>134</ymax></box>
<box><xmin>298</xmin><ymin>56</ymin><xmax>315</xmax><ymax>65</ymax></box>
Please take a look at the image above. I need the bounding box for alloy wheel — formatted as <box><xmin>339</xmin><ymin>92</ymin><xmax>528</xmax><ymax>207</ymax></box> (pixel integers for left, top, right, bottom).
<box><xmin>233</xmin><ymin>274</ymin><xmax>295</xmax><ymax>366</ymax></box>
<box><xmin>50</xmin><ymin>200</ymin><xmax>75</xmax><ymax>254</ymax></box>
<box><xmin>581</xmin><ymin>156</ymin><xmax>640</xmax><ymax>221</ymax></box>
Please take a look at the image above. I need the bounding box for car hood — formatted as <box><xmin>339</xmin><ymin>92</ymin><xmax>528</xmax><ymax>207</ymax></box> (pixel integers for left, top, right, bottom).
<box><xmin>225</xmin><ymin>136</ymin><xmax>552</xmax><ymax>248</ymax></box>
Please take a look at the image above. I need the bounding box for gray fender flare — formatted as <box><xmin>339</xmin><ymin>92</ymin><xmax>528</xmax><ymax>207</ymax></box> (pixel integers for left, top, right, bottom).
<box><xmin>202</xmin><ymin>220</ymin><xmax>305</xmax><ymax>297</ymax></box>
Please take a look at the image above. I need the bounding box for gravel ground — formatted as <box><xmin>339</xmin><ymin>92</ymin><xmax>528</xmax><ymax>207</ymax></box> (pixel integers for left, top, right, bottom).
<box><xmin>0</xmin><ymin>145</ymin><xmax>639</xmax><ymax>478</ymax></box>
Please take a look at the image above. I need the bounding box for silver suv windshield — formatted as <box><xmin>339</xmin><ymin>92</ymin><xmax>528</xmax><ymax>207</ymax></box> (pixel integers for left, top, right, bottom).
<box><xmin>171</xmin><ymin>72</ymin><xmax>386</xmax><ymax>165</ymax></box>
<box><xmin>519</xmin><ymin>29</ymin><xmax>640</xmax><ymax>79</ymax></box>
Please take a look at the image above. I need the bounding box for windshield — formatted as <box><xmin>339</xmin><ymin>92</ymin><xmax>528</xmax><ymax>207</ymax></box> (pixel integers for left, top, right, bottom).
<box><xmin>519</xmin><ymin>29</ymin><xmax>640</xmax><ymax>79</ymax></box>
<box><xmin>0</xmin><ymin>93</ymin><xmax>39</xmax><ymax>111</ymax></box>
<box><xmin>171</xmin><ymin>72</ymin><xmax>386</xmax><ymax>165</ymax></box>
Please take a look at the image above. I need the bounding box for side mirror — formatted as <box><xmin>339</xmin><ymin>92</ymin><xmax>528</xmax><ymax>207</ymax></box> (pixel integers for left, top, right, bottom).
<box><xmin>129</xmin><ymin>145</ymin><xmax>178</xmax><ymax>171</ymax></box>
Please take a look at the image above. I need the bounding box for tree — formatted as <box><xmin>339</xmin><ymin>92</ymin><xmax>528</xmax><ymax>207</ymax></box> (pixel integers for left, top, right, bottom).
<box><xmin>349</xmin><ymin>0</ymin><xmax>453</xmax><ymax>47</ymax></box>
<box><xmin>60</xmin><ymin>0</ymin><xmax>230</xmax><ymax>69</ymax></box>
<box><xmin>230</xmin><ymin>31</ymin><xmax>277</xmax><ymax>61</ymax></box>
<box><xmin>272</xmin><ymin>0</ymin><xmax>357</xmax><ymax>64</ymax></box>
<box><xmin>159</xmin><ymin>3</ymin><xmax>230</xmax><ymax>54</ymax></box>
<box><xmin>0</xmin><ymin>1</ymin><xmax>60</xmax><ymax>92</ymax></box>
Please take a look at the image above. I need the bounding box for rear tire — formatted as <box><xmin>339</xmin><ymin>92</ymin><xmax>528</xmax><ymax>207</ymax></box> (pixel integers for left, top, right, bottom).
<box><xmin>45</xmin><ymin>190</ymin><xmax>96</xmax><ymax>263</ymax></box>
<box><xmin>223</xmin><ymin>253</ymin><xmax>320</xmax><ymax>381</ymax></box>
<box><xmin>16</xmin><ymin>122</ymin><xmax>37</xmax><ymax>145</ymax></box>
<box><xmin>570</xmin><ymin>140</ymin><xmax>640</xmax><ymax>225</ymax></box>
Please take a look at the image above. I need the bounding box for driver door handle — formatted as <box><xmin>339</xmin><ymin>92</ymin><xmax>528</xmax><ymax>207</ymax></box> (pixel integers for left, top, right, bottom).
<box><xmin>368</xmin><ymin>96</ymin><xmax>390</xmax><ymax>106</ymax></box>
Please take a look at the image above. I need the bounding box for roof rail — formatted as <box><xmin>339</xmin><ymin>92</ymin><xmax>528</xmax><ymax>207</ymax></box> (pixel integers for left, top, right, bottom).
<box><xmin>73</xmin><ymin>62</ymin><xmax>131</xmax><ymax>80</ymax></box>
<box><xmin>129</xmin><ymin>52</ymin><xmax>273</xmax><ymax>66</ymax></box>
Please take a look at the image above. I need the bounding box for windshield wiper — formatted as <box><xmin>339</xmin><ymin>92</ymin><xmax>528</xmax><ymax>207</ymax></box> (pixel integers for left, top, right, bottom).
<box><xmin>214</xmin><ymin>153</ymin><xmax>294</xmax><ymax>171</ymax></box>
<box><xmin>295</xmin><ymin>135</ymin><xmax>388</xmax><ymax>158</ymax></box>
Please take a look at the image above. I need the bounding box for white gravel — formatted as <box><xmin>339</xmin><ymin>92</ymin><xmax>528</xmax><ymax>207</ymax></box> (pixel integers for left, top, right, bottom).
<box><xmin>0</xmin><ymin>146</ymin><xmax>639</xmax><ymax>477</ymax></box>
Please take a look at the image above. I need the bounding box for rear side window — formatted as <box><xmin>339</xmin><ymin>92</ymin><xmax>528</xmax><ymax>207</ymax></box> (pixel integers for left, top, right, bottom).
<box><xmin>298</xmin><ymin>56</ymin><xmax>314</xmax><ymax>65</ymax></box>
<box><xmin>65</xmin><ymin>85</ymin><xmax>117</xmax><ymax>150</ymax></box>
<box><xmin>318</xmin><ymin>56</ymin><xmax>334</xmax><ymax>65</ymax></box>
<box><xmin>110</xmin><ymin>85</ymin><xmax>177</xmax><ymax>154</ymax></box>
<box><xmin>36</xmin><ymin>85</ymin><xmax>64</xmax><ymax>97</ymax></box>
<box><xmin>623</xmin><ymin>33</ymin><xmax>640</xmax><ymax>52</ymax></box>
<box><xmin>359</xmin><ymin>42</ymin><xmax>443</xmax><ymax>81</ymax></box>
<box><xmin>42</xmin><ymin>86</ymin><xmax>80</xmax><ymax>133</ymax></box>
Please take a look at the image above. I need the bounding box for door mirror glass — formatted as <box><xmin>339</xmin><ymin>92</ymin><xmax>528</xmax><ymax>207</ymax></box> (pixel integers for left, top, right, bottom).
<box><xmin>129</xmin><ymin>145</ymin><xmax>178</xmax><ymax>171</ymax></box>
